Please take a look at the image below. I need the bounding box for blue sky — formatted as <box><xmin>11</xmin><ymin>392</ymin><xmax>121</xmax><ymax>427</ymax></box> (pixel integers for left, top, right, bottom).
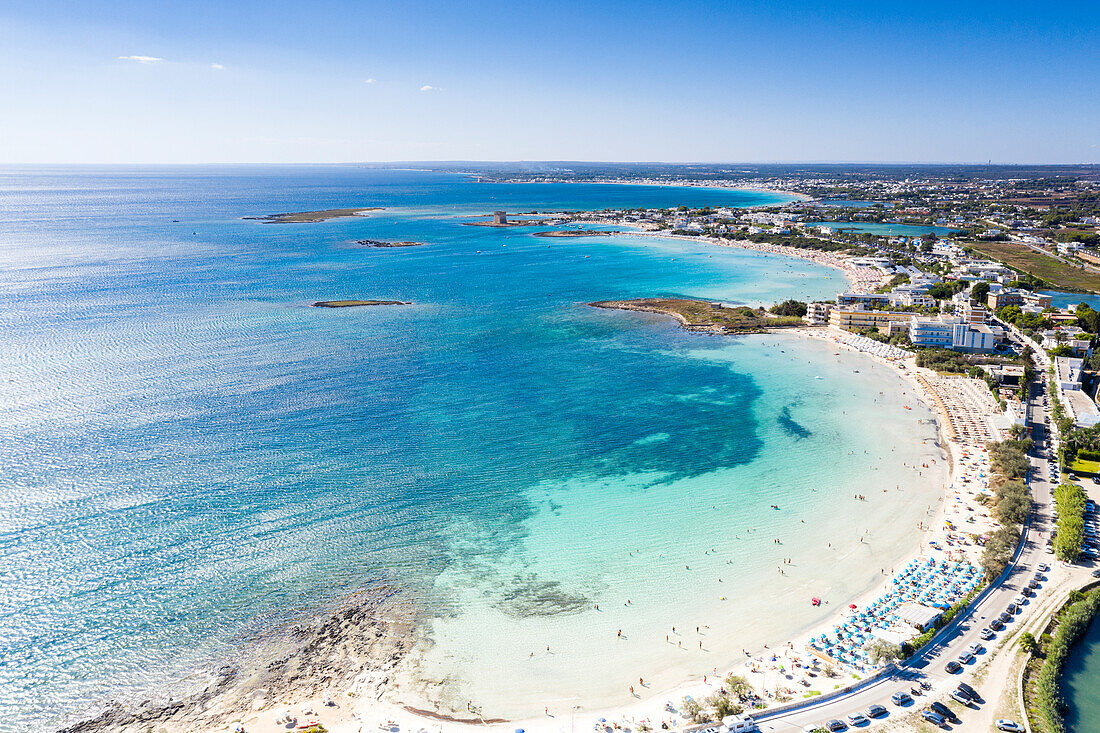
<box><xmin>1</xmin><ymin>0</ymin><xmax>1097</xmax><ymax>164</ymax></box>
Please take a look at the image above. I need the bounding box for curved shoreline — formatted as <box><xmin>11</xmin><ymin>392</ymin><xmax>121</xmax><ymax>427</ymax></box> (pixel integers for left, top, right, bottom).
<box><xmin>75</xmin><ymin>221</ymin><xmax>974</xmax><ymax>733</ymax></box>
<box><xmin>357</xmin><ymin>334</ymin><xmax>962</xmax><ymax>733</ymax></box>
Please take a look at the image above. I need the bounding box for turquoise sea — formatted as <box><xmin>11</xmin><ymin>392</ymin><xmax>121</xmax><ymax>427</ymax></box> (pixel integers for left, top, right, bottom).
<box><xmin>0</xmin><ymin>167</ymin><xmax>946</xmax><ymax>729</ymax></box>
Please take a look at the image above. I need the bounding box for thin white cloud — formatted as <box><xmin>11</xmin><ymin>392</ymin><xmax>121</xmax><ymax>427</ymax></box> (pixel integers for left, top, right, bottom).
<box><xmin>211</xmin><ymin>63</ymin><xmax>225</xmax><ymax>70</ymax></box>
<box><xmin>118</xmin><ymin>55</ymin><xmax>165</xmax><ymax>64</ymax></box>
<box><xmin>365</xmin><ymin>78</ymin><xmax>376</xmax><ymax>84</ymax></box>
<box><xmin>420</xmin><ymin>84</ymin><xmax>439</xmax><ymax>92</ymax></box>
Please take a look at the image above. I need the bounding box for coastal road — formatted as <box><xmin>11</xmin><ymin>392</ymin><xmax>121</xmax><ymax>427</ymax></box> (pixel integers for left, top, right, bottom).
<box><xmin>752</xmin><ymin>380</ymin><xmax>1067</xmax><ymax>732</ymax></box>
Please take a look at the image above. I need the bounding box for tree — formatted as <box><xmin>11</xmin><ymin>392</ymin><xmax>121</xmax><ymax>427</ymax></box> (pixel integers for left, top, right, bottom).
<box><xmin>681</xmin><ymin>697</ymin><xmax>706</xmax><ymax>723</ymax></box>
<box><xmin>981</xmin><ymin>526</ymin><xmax>1020</xmax><ymax>580</ymax></box>
<box><xmin>1076</xmin><ymin>303</ymin><xmax>1100</xmax><ymax>334</ymax></box>
<box><xmin>723</xmin><ymin>674</ymin><xmax>754</xmax><ymax>702</ymax></box>
<box><xmin>1020</xmin><ymin>632</ymin><xmax>1039</xmax><ymax>655</ymax></box>
<box><xmin>708</xmin><ymin>694</ymin><xmax>742</xmax><ymax>719</ymax></box>
<box><xmin>971</xmin><ymin>281</ymin><xmax>991</xmax><ymax>304</ymax></box>
<box><xmin>864</xmin><ymin>639</ymin><xmax>903</xmax><ymax>665</ymax></box>
<box><xmin>770</xmin><ymin>299</ymin><xmax>807</xmax><ymax>317</ymax></box>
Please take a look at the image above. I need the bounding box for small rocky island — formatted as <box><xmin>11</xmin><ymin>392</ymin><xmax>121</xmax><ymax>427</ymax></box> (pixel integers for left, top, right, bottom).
<box><xmin>244</xmin><ymin>207</ymin><xmax>383</xmax><ymax>223</ymax></box>
<box><xmin>354</xmin><ymin>239</ymin><xmax>424</xmax><ymax>247</ymax></box>
<box><xmin>589</xmin><ymin>298</ymin><xmax>803</xmax><ymax>334</ymax></box>
<box><xmin>312</xmin><ymin>300</ymin><xmax>410</xmax><ymax>308</ymax></box>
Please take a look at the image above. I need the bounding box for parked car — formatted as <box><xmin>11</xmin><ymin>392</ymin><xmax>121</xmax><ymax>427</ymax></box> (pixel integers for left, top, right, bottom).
<box><xmin>826</xmin><ymin>719</ymin><xmax>846</xmax><ymax>732</ymax></box>
<box><xmin>866</xmin><ymin>704</ymin><xmax>887</xmax><ymax>718</ymax></box>
<box><xmin>959</xmin><ymin>650</ymin><xmax>975</xmax><ymax>664</ymax></box>
<box><xmin>846</xmin><ymin>712</ymin><xmax>867</xmax><ymax>726</ymax></box>
<box><xmin>1014</xmin><ymin>594</ymin><xmax>1027</xmax><ymax>605</ymax></box>
<box><xmin>921</xmin><ymin>709</ymin><xmax>946</xmax><ymax>727</ymax></box>
<box><xmin>950</xmin><ymin>689</ymin><xmax>971</xmax><ymax>705</ymax></box>
<box><xmin>946</xmin><ymin>660</ymin><xmax>962</xmax><ymax>673</ymax></box>
<box><xmin>967</xmin><ymin>642</ymin><xmax>984</xmax><ymax>655</ymax></box>
<box><xmin>930</xmin><ymin>701</ymin><xmax>959</xmax><ymax>721</ymax></box>
<box><xmin>990</xmin><ymin>619</ymin><xmax>1005</xmax><ymax>631</ymax></box>
<box><xmin>958</xmin><ymin>682</ymin><xmax>979</xmax><ymax>700</ymax></box>
<box><xmin>891</xmin><ymin>691</ymin><xmax>912</xmax><ymax>706</ymax></box>
<box><xmin>980</xmin><ymin>627</ymin><xmax>995</xmax><ymax>640</ymax></box>
<box><xmin>996</xmin><ymin>721</ymin><xmax>1025</xmax><ymax>733</ymax></box>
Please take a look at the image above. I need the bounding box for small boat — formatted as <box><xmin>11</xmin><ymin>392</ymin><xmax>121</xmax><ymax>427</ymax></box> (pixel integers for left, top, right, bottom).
<box><xmin>903</xmin><ymin>405</ymin><xmax>912</xmax><ymax>410</ymax></box>
<box><xmin>815</xmin><ymin>376</ymin><xmax>823</xmax><ymax>379</ymax></box>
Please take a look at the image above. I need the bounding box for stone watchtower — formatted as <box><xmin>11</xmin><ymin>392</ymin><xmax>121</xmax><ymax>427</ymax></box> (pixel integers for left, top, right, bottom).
<box><xmin>492</xmin><ymin>211</ymin><xmax>508</xmax><ymax>225</ymax></box>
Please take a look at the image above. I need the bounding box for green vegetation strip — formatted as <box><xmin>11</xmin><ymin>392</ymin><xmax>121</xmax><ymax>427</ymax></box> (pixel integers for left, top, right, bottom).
<box><xmin>980</xmin><ymin>438</ymin><xmax>1034</xmax><ymax>580</ymax></box>
<box><xmin>589</xmin><ymin>298</ymin><xmax>804</xmax><ymax>333</ymax></box>
<box><xmin>1053</xmin><ymin>483</ymin><xmax>1087</xmax><ymax>563</ymax></box>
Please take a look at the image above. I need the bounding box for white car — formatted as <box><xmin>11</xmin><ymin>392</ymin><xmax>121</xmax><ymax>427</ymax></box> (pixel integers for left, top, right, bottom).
<box><xmin>996</xmin><ymin>721</ymin><xmax>1025</xmax><ymax>733</ymax></box>
<box><xmin>959</xmin><ymin>650</ymin><xmax>975</xmax><ymax>664</ymax></box>
<box><xmin>847</xmin><ymin>712</ymin><xmax>868</xmax><ymax>726</ymax></box>
<box><xmin>967</xmin><ymin>642</ymin><xmax>984</xmax><ymax>655</ymax></box>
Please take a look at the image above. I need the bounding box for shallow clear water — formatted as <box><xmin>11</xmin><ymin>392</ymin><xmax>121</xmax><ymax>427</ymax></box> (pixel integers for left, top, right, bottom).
<box><xmin>0</xmin><ymin>167</ymin><xmax>941</xmax><ymax>729</ymax></box>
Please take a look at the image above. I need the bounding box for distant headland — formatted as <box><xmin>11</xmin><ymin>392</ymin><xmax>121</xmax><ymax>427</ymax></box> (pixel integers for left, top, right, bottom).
<box><xmin>589</xmin><ymin>298</ymin><xmax>804</xmax><ymax>334</ymax></box>
<box><xmin>244</xmin><ymin>207</ymin><xmax>383</xmax><ymax>223</ymax></box>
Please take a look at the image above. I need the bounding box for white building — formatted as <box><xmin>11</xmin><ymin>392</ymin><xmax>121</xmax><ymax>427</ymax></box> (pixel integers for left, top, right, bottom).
<box><xmin>909</xmin><ymin>315</ymin><xmax>997</xmax><ymax>353</ymax></box>
<box><xmin>804</xmin><ymin>302</ymin><xmax>833</xmax><ymax>326</ymax></box>
<box><xmin>889</xmin><ymin>289</ymin><xmax>935</xmax><ymax>308</ymax></box>
<box><xmin>1055</xmin><ymin>356</ymin><xmax>1085</xmax><ymax>392</ymax></box>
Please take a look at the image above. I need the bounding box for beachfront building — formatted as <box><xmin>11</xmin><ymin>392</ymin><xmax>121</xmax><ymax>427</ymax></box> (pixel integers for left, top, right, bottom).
<box><xmin>829</xmin><ymin>306</ymin><xmax>913</xmax><ymax>333</ymax></box>
<box><xmin>847</xmin><ymin>257</ymin><xmax>894</xmax><ymax>272</ymax></box>
<box><xmin>836</xmin><ymin>292</ymin><xmax>889</xmax><ymax>307</ymax></box>
<box><xmin>909</xmin><ymin>315</ymin><xmax>997</xmax><ymax>353</ymax></box>
<box><xmin>993</xmin><ymin>398</ymin><xmax>1029</xmax><ymax>435</ymax></box>
<box><xmin>804</xmin><ymin>301</ymin><xmax>833</xmax><ymax>326</ymax></box>
<box><xmin>1053</xmin><ymin>356</ymin><xmax>1100</xmax><ymax>427</ymax></box>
